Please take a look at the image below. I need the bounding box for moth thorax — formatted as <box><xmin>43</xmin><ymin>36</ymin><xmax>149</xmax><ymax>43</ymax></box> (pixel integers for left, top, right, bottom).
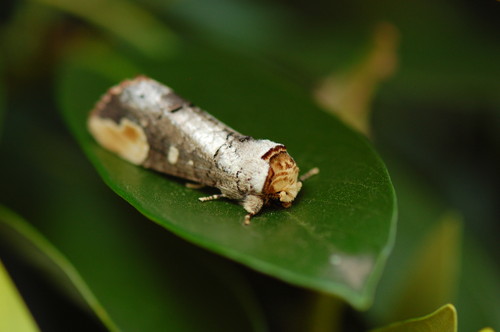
<box><xmin>263</xmin><ymin>150</ymin><xmax>302</xmax><ymax>208</ymax></box>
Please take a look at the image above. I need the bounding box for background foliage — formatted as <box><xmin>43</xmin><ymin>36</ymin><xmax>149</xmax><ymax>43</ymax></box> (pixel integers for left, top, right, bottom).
<box><xmin>0</xmin><ymin>0</ymin><xmax>499</xmax><ymax>331</ymax></box>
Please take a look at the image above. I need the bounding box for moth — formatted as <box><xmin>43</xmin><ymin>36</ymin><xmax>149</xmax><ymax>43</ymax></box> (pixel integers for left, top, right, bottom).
<box><xmin>88</xmin><ymin>76</ymin><xmax>318</xmax><ymax>224</ymax></box>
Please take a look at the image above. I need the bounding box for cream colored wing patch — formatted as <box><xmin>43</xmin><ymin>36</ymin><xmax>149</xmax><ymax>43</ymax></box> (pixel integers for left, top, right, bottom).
<box><xmin>88</xmin><ymin>116</ymin><xmax>149</xmax><ymax>165</ymax></box>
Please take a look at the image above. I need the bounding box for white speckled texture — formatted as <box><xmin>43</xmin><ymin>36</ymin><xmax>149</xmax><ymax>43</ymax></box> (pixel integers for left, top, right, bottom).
<box><xmin>90</xmin><ymin>76</ymin><xmax>301</xmax><ymax>221</ymax></box>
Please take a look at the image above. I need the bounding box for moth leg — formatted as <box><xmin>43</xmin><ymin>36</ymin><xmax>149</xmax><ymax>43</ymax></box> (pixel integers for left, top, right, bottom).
<box><xmin>242</xmin><ymin>195</ymin><xmax>264</xmax><ymax>225</ymax></box>
<box><xmin>185</xmin><ymin>182</ymin><xmax>205</xmax><ymax>189</ymax></box>
<box><xmin>244</xmin><ymin>214</ymin><xmax>253</xmax><ymax>225</ymax></box>
<box><xmin>199</xmin><ymin>194</ymin><xmax>226</xmax><ymax>202</ymax></box>
<box><xmin>300</xmin><ymin>167</ymin><xmax>320</xmax><ymax>182</ymax></box>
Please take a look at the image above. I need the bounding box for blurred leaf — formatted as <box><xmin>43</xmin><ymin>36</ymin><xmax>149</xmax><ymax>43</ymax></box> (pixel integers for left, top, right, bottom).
<box><xmin>315</xmin><ymin>22</ymin><xmax>399</xmax><ymax>136</ymax></box>
<box><xmin>0</xmin><ymin>205</ymin><xmax>117</xmax><ymax>331</ymax></box>
<box><xmin>367</xmin><ymin>157</ymin><xmax>452</xmax><ymax>322</ymax></box>
<box><xmin>376</xmin><ymin>2</ymin><xmax>500</xmax><ymax>109</ymax></box>
<box><xmin>367</xmin><ymin>157</ymin><xmax>500</xmax><ymax>330</ymax></box>
<box><xmin>388</xmin><ymin>212</ymin><xmax>462</xmax><ymax>322</ymax></box>
<box><xmin>0</xmin><ymin>257</ymin><xmax>40</xmax><ymax>332</ymax></box>
<box><xmin>58</xmin><ymin>41</ymin><xmax>397</xmax><ymax>309</ymax></box>
<box><xmin>33</xmin><ymin>0</ymin><xmax>177</xmax><ymax>59</ymax></box>
<box><xmin>306</xmin><ymin>294</ymin><xmax>344</xmax><ymax>332</ymax></box>
<box><xmin>161</xmin><ymin>0</ymin><xmax>290</xmax><ymax>51</ymax></box>
<box><xmin>456</xmin><ymin>237</ymin><xmax>500</xmax><ymax>331</ymax></box>
<box><xmin>160</xmin><ymin>1</ymin><xmax>499</xmax><ymax>108</ymax></box>
<box><xmin>149</xmin><ymin>0</ymin><xmax>375</xmax><ymax>80</ymax></box>
<box><xmin>0</xmin><ymin>59</ymin><xmax>4</xmax><ymax>140</ymax></box>
<box><xmin>0</xmin><ymin>3</ymin><xmax>58</xmax><ymax>79</ymax></box>
<box><xmin>371</xmin><ymin>304</ymin><xmax>457</xmax><ymax>332</ymax></box>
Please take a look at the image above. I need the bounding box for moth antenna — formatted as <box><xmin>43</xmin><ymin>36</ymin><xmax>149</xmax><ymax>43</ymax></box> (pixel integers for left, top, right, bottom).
<box><xmin>300</xmin><ymin>167</ymin><xmax>320</xmax><ymax>182</ymax></box>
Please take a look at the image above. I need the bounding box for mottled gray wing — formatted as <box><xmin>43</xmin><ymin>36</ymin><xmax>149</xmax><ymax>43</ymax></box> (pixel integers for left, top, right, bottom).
<box><xmin>90</xmin><ymin>77</ymin><xmax>241</xmax><ymax>189</ymax></box>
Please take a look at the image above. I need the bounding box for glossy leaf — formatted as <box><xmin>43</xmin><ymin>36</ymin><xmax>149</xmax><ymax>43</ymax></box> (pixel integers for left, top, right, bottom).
<box><xmin>371</xmin><ymin>304</ymin><xmax>457</xmax><ymax>332</ymax></box>
<box><xmin>0</xmin><ymin>258</ymin><xmax>40</xmax><ymax>332</ymax></box>
<box><xmin>58</xmin><ymin>41</ymin><xmax>396</xmax><ymax>309</ymax></box>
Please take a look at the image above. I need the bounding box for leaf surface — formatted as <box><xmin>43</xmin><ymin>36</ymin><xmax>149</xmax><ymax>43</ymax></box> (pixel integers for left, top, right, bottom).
<box><xmin>372</xmin><ymin>304</ymin><xmax>457</xmax><ymax>332</ymax></box>
<box><xmin>0</xmin><ymin>257</ymin><xmax>39</xmax><ymax>332</ymax></box>
<box><xmin>0</xmin><ymin>202</ymin><xmax>263</xmax><ymax>332</ymax></box>
<box><xmin>58</xmin><ymin>42</ymin><xmax>397</xmax><ymax>309</ymax></box>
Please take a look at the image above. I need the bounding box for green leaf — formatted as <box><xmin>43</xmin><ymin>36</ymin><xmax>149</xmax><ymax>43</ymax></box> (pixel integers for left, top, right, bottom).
<box><xmin>0</xmin><ymin>58</ymin><xmax>4</xmax><ymax>140</ymax></box>
<box><xmin>153</xmin><ymin>0</ymin><xmax>375</xmax><ymax>79</ymax></box>
<box><xmin>58</xmin><ymin>41</ymin><xmax>397</xmax><ymax>309</ymax></box>
<box><xmin>387</xmin><ymin>212</ymin><xmax>462</xmax><ymax>322</ymax></box>
<box><xmin>371</xmin><ymin>304</ymin><xmax>457</xmax><ymax>332</ymax></box>
<box><xmin>0</xmin><ymin>205</ymin><xmax>116</xmax><ymax>330</ymax></box>
<box><xmin>367</xmin><ymin>157</ymin><xmax>500</xmax><ymax>330</ymax></box>
<box><xmin>0</xmin><ymin>258</ymin><xmax>40</xmax><ymax>332</ymax></box>
<box><xmin>367</xmin><ymin>158</ymin><xmax>451</xmax><ymax>322</ymax></box>
<box><xmin>34</xmin><ymin>0</ymin><xmax>177</xmax><ymax>59</ymax></box>
<box><xmin>457</xmin><ymin>237</ymin><xmax>500</xmax><ymax>331</ymax></box>
<box><xmin>0</xmin><ymin>201</ymin><xmax>264</xmax><ymax>332</ymax></box>
<box><xmin>374</xmin><ymin>3</ymin><xmax>500</xmax><ymax>110</ymax></box>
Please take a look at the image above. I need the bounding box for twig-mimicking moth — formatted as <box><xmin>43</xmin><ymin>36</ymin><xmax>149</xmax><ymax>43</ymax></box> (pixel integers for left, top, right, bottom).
<box><xmin>88</xmin><ymin>76</ymin><xmax>318</xmax><ymax>224</ymax></box>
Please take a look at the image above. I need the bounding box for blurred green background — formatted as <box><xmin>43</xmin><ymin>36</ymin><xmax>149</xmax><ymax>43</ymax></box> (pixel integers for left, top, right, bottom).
<box><xmin>0</xmin><ymin>0</ymin><xmax>499</xmax><ymax>331</ymax></box>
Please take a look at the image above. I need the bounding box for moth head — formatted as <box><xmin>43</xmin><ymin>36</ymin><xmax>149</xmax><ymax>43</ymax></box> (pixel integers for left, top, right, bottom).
<box><xmin>262</xmin><ymin>149</ymin><xmax>302</xmax><ymax>208</ymax></box>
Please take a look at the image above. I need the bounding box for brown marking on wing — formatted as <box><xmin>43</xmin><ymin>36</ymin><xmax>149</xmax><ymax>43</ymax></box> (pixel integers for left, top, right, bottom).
<box><xmin>123</xmin><ymin>123</ymin><xmax>141</xmax><ymax>141</ymax></box>
<box><xmin>262</xmin><ymin>151</ymin><xmax>299</xmax><ymax>195</ymax></box>
<box><xmin>88</xmin><ymin>116</ymin><xmax>149</xmax><ymax>165</ymax></box>
<box><xmin>261</xmin><ymin>145</ymin><xmax>287</xmax><ymax>161</ymax></box>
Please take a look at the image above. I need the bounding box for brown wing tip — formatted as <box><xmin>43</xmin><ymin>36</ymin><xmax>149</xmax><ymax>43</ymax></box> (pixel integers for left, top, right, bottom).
<box><xmin>132</xmin><ymin>74</ymin><xmax>153</xmax><ymax>82</ymax></box>
<box><xmin>116</xmin><ymin>75</ymin><xmax>154</xmax><ymax>90</ymax></box>
<box><xmin>261</xmin><ymin>145</ymin><xmax>287</xmax><ymax>161</ymax></box>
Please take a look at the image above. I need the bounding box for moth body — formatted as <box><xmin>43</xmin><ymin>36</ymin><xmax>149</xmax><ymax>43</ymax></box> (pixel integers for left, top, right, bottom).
<box><xmin>88</xmin><ymin>76</ymin><xmax>305</xmax><ymax>223</ymax></box>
